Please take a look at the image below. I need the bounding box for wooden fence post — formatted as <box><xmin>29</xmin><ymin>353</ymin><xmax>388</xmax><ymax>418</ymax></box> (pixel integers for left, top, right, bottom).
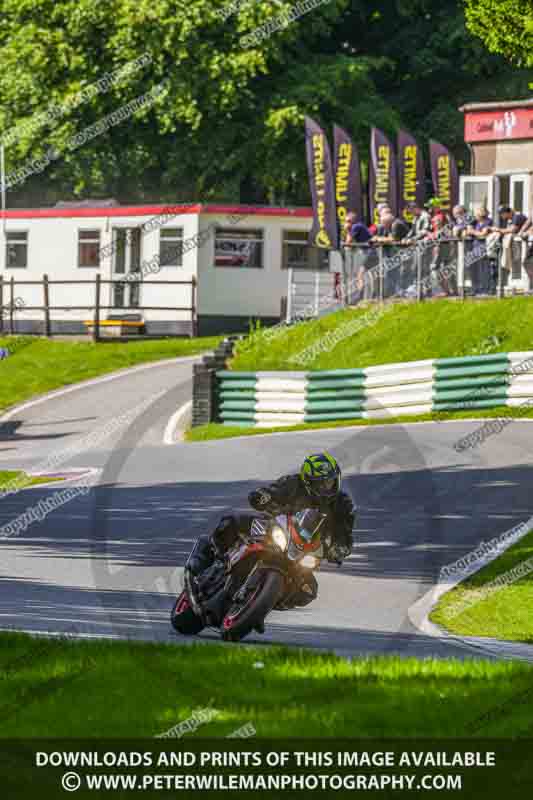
<box><xmin>43</xmin><ymin>274</ymin><xmax>51</xmax><ymax>337</ymax></box>
<box><xmin>9</xmin><ymin>276</ymin><xmax>14</xmax><ymax>335</ymax></box>
<box><xmin>191</xmin><ymin>276</ymin><xmax>198</xmax><ymax>338</ymax></box>
<box><xmin>93</xmin><ymin>274</ymin><xmax>101</xmax><ymax>343</ymax></box>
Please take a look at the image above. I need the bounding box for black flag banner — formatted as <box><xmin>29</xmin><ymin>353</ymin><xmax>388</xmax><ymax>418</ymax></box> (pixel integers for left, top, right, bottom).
<box><xmin>397</xmin><ymin>129</ymin><xmax>425</xmax><ymax>222</ymax></box>
<box><xmin>429</xmin><ymin>139</ymin><xmax>459</xmax><ymax>214</ymax></box>
<box><xmin>333</xmin><ymin>124</ymin><xmax>363</xmax><ymax>237</ymax></box>
<box><xmin>368</xmin><ymin>127</ymin><xmax>398</xmax><ymax>225</ymax></box>
<box><xmin>305</xmin><ymin>116</ymin><xmax>339</xmax><ymax>249</ymax></box>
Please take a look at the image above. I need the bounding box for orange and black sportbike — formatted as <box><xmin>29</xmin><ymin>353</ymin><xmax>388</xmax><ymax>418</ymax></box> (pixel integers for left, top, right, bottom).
<box><xmin>170</xmin><ymin>509</ymin><xmax>333</xmax><ymax>642</ymax></box>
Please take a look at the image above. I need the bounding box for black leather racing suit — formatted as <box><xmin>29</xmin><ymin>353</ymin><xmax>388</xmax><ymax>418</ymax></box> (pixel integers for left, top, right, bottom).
<box><xmin>248</xmin><ymin>473</ymin><xmax>355</xmax><ymax>555</ymax></box>
<box><xmin>190</xmin><ymin>474</ymin><xmax>356</xmax><ymax>607</ymax></box>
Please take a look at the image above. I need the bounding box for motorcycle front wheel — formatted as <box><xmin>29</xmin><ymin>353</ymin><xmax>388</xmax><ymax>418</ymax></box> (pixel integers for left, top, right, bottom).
<box><xmin>170</xmin><ymin>590</ymin><xmax>205</xmax><ymax>635</ymax></box>
<box><xmin>221</xmin><ymin>570</ymin><xmax>283</xmax><ymax>642</ymax></box>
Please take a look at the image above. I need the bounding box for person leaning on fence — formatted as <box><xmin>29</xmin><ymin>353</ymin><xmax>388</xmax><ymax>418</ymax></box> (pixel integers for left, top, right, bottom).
<box><xmin>465</xmin><ymin>206</ymin><xmax>493</xmax><ymax>295</ymax></box>
<box><xmin>518</xmin><ymin>213</ymin><xmax>533</xmax><ymax>290</ymax></box>
<box><xmin>404</xmin><ymin>202</ymin><xmax>431</xmax><ymax>242</ymax></box>
<box><xmin>371</xmin><ymin>212</ymin><xmax>409</xmax><ymax>296</ymax></box>
<box><xmin>424</xmin><ymin>199</ymin><xmax>453</xmax><ymax>296</ymax></box>
<box><xmin>451</xmin><ymin>205</ymin><xmax>473</xmax><ymax>238</ymax></box>
<box><xmin>488</xmin><ymin>205</ymin><xmax>528</xmax><ymax>285</ymax></box>
<box><xmin>344</xmin><ymin>212</ymin><xmax>372</xmax><ymax>301</ymax></box>
<box><xmin>372</xmin><ymin>211</ymin><xmax>409</xmax><ymax>244</ymax></box>
<box><xmin>344</xmin><ymin>211</ymin><xmax>372</xmax><ymax>245</ymax></box>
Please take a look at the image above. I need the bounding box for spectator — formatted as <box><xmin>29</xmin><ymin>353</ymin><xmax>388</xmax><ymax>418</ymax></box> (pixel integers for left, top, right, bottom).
<box><xmin>371</xmin><ymin>211</ymin><xmax>410</xmax><ymax>296</ymax></box>
<box><xmin>344</xmin><ymin>211</ymin><xmax>372</xmax><ymax>245</ymax></box>
<box><xmin>451</xmin><ymin>205</ymin><xmax>473</xmax><ymax>238</ymax></box>
<box><xmin>426</xmin><ymin>199</ymin><xmax>451</xmax><ymax>237</ymax></box>
<box><xmin>519</xmin><ymin>213</ymin><xmax>533</xmax><ymax>239</ymax></box>
<box><xmin>376</xmin><ymin>202</ymin><xmax>391</xmax><ymax>217</ymax></box>
<box><xmin>466</xmin><ymin>205</ymin><xmax>493</xmax><ymax>235</ymax></box>
<box><xmin>373</xmin><ymin>211</ymin><xmax>409</xmax><ymax>244</ymax></box>
<box><xmin>425</xmin><ymin>200</ymin><xmax>453</xmax><ymax>295</ymax></box>
<box><xmin>489</xmin><ymin>204</ymin><xmax>528</xmax><ymax>283</ymax></box>
<box><xmin>490</xmin><ymin>204</ymin><xmax>527</xmax><ymax>236</ymax></box>
<box><xmin>522</xmin><ymin>221</ymin><xmax>533</xmax><ymax>292</ymax></box>
<box><xmin>373</xmin><ymin>203</ymin><xmax>392</xmax><ymax>234</ymax></box>
<box><xmin>343</xmin><ymin>211</ymin><xmax>374</xmax><ymax>301</ymax></box>
<box><xmin>405</xmin><ymin>202</ymin><xmax>431</xmax><ymax>242</ymax></box>
<box><xmin>466</xmin><ymin>206</ymin><xmax>494</xmax><ymax>295</ymax></box>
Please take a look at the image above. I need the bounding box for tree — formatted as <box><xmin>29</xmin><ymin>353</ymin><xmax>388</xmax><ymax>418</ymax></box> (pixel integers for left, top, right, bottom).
<box><xmin>0</xmin><ymin>0</ymin><xmax>529</xmax><ymax>206</ymax></box>
<box><xmin>0</xmin><ymin>0</ymin><xmax>351</xmax><ymax>204</ymax></box>
<box><xmin>465</xmin><ymin>0</ymin><xmax>533</xmax><ymax>67</ymax></box>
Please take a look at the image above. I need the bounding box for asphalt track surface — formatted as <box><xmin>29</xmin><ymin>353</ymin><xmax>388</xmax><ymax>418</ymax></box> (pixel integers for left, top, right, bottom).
<box><xmin>1</xmin><ymin>355</ymin><xmax>533</xmax><ymax>659</ymax></box>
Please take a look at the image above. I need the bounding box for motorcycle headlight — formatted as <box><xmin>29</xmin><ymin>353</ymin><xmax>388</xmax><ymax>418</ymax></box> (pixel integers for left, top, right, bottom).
<box><xmin>300</xmin><ymin>555</ymin><xmax>319</xmax><ymax>570</ymax></box>
<box><xmin>271</xmin><ymin>525</ymin><xmax>288</xmax><ymax>551</ymax></box>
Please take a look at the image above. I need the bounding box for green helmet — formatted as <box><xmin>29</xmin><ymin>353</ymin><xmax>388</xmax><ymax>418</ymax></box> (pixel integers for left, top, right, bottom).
<box><xmin>300</xmin><ymin>452</ymin><xmax>341</xmax><ymax>499</ymax></box>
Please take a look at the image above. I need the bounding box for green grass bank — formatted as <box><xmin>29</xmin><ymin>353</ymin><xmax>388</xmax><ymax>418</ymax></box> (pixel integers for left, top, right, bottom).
<box><xmin>232</xmin><ymin>298</ymin><xmax>533</xmax><ymax>372</ymax></box>
<box><xmin>431</xmin><ymin>529</ymin><xmax>533</xmax><ymax>643</ymax></box>
<box><xmin>1</xmin><ymin>633</ymin><xmax>533</xmax><ymax>738</ymax></box>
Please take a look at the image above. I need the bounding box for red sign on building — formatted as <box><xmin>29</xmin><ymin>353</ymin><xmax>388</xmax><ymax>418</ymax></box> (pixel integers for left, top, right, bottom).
<box><xmin>464</xmin><ymin>108</ymin><xmax>533</xmax><ymax>143</ymax></box>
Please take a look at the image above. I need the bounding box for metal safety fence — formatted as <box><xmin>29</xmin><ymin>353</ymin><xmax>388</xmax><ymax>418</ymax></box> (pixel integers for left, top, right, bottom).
<box><xmin>286</xmin><ymin>237</ymin><xmax>532</xmax><ymax>321</ymax></box>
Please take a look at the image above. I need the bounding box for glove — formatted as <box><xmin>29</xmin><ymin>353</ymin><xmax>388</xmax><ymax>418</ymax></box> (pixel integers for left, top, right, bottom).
<box><xmin>327</xmin><ymin>543</ymin><xmax>351</xmax><ymax>564</ymax></box>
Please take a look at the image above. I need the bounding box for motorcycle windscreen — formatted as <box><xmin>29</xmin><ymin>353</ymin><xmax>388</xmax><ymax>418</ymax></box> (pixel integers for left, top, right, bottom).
<box><xmin>292</xmin><ymin>509</ymin><xmax>327</xmax><ymax>543</ymax></box>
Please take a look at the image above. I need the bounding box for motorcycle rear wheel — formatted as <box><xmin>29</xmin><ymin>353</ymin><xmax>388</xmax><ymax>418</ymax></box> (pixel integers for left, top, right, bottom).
<box><xmin>221</xmin><ymin>570</ymin><xmax>283</xmax><ymax>642</ymax></box>
<box><xmin>170</xmin><ymin>590</ymin><xmax>205</xmax><ymax>635</ymax></box>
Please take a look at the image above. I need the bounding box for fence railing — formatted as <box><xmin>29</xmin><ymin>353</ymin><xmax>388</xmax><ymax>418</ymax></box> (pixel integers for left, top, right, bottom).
<box><xmin>0</xmin><ymin>274</ymin><xmax>197</xmax><ymax>340</ymax></box>
<box><xmin>285</xmin><ymin>268</ymin><xmax>338</xmax><ymax>323</ymax></box>
<box><xmin>286</xmin><ymin>237</ymin><xmax>532</xmax><ymax>322</ymax></box>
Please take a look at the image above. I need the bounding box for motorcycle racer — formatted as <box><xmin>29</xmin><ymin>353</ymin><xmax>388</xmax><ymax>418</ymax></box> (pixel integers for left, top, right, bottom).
<box><xmin>187</xmin><ymin>453</ymin><xmax>356</xmax><ymax>607</ymax></box>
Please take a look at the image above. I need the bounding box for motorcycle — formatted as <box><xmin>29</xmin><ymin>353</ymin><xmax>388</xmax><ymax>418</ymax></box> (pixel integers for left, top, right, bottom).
<box><xmin>170</xmin><ymin>508</ymin><xmax>330</xmax><ymax>642</ymax></box>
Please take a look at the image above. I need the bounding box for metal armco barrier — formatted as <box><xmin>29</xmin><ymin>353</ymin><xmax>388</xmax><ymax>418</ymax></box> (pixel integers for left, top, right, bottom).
<box><xmin>216</xmin><ymin>352</ymin><xmax>533</xmax><ymax>427</ymax></box>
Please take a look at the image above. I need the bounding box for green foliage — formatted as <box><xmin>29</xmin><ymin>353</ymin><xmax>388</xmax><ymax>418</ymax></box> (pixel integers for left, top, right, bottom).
<box><xmin>0</xmin><ymin>1</ymin><xmax>529</xmax><ymax>204</ymax></box>
<box><xmin>465</xmin><ymin>0</ymin><xmax>533</xmax><ymax>67</ymax></box>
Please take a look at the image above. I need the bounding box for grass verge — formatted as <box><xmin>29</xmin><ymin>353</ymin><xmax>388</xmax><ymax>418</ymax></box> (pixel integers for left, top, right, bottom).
<box><xmin>1</xmin><ymin>633</ymin><xmax>533</xmax><ymax>737</ymax></box>
<box><xmin>185</xmin><ymin>404</ymin><xmax>533</xmax><ymax>442</ymax></box>
<box><xmin>232</xmin><ymin>298</ymin><xmax>533</xmax><ymax>371</ymax></box>
<box><xmin>431</xmin><ymin>530</ymin><xmax>533</xmax><ymax>643</ymax></box>
<box><xmin>0</xmin><ymin>470</ymin><xmax>63</xmax><ymax>491</ymax></box>
<box><xmin>0</xmin><ymin>335</ymin><xmax>221</xmax><ymax>413</ymax></box>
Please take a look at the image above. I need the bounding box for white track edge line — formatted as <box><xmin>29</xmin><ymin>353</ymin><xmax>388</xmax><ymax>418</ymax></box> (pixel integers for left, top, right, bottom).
<box><xmin>0</xmin><ymin>354</ymin><xmax>201</xmax><ymax>423</ymax></box>
<box><xmin>408</xmin><ymin>521</ymin><xmax>533</xmax><ymax>663</ymax></box>
<box><xmin>164</xmin><ymin>401</ymin><xmax>192</xmax><ymax>445</ymax></box>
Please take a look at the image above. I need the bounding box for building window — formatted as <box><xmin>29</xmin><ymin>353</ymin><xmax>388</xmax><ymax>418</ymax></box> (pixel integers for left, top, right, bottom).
<box><xmin>214</xmin><ymin>228</ymin><xmax>263</xmax><ymax>268</ymax></box>
<box><xmin>112</xmin><ymin>228</ymin><xmax>141</xmax><ymax>274</ymax></box>
<box><xmin>282</xmin><ymin>230</ymin><xmax>328</xmax><ymax>270</ymax></box>
<box><xmin>78</xmin><ymin>229</ymin><xmax>101</xmax><ymax>268</ymax></box>
<box><xmin>159</xmin><ymin>228</ymin><xmax>183</xmax><ymax>267</ymax></box>
<box><xmin>5</xmin><ymin>231</ymin><xmax>28</xmax><ymax>268</ymax></box>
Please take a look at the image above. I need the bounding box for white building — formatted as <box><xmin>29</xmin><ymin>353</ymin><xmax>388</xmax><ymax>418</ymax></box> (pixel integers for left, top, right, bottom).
<box><xmin>0</xmin><ymin>201</ymin><xmax>330</xmax><ymax>336</ymax></box>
